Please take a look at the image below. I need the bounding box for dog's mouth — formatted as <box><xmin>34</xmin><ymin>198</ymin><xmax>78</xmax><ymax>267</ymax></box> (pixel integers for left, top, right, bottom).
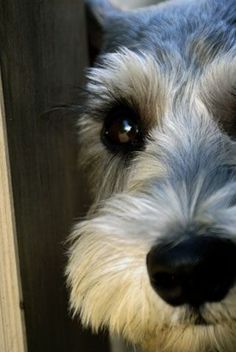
<box><xmin>193</xmin><ymin>312</ymin><xmax>210</xmax><ymax>326</ymax></box>
<box><xmin>179</xmin><ymin>306</ymin><xmax>215</xmax><ymax>327</ymax></box>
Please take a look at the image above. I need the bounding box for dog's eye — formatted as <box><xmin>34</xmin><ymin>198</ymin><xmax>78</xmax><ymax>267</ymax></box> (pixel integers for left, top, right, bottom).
<box><xmin>102</xmin><ymin>106</ymin><xmax>143</xmax><ymax>152</ymax></box>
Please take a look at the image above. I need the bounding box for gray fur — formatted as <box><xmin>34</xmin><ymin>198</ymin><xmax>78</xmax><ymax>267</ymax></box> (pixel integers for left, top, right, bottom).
<box><xmin>66</xmin><ymin>1</ymin><xmax>236</xmax><ymax>351</ymax></box>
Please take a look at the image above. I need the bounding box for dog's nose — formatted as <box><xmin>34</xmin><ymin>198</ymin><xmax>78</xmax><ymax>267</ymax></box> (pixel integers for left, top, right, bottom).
<box><xmin>146</xmin><ymin>236</ymin><xmax>236</xmax><ymax>307</ymax></box>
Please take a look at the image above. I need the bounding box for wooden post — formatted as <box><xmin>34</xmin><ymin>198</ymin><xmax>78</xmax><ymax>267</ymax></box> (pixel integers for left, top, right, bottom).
<box><xmin>0</xmin><ymin>1</ymin><xmax>109</xmax><ymax>351</ymax></box>
<box><xmin>0</xmin><ymin>70</ymin><xmax>27</xmax><ymax>352</ymax></box>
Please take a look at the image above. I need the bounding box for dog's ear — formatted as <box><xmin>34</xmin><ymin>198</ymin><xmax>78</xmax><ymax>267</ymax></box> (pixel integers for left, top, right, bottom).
<box><xmin>85</xmin><ymin>0</ymin><xmax>120</xmax><ymax>27</ymax></box>
<box><xmin>85</xmin><ymin>0</ymin><xmax>122</xmax><ymax>61</ymax></box>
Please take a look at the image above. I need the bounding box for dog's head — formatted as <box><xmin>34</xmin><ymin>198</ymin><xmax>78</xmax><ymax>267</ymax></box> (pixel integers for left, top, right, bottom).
<box><xmin>66</xmin><ymin>1</ymin><xmax>236</xmax><ymax>351</ymax></box>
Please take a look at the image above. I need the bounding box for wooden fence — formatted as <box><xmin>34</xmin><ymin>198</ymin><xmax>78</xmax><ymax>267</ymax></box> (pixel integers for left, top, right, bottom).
<box><xmin>0</xmin><ymin>0</ymin><xmax>109</xmax><ymax>351</ymax></box>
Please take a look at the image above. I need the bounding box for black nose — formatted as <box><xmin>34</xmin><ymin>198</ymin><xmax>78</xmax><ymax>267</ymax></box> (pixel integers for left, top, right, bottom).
<box><xmin>146</xmin><ymin>236</ymin><xmax>236</xmax><ymax>307</ymax></box>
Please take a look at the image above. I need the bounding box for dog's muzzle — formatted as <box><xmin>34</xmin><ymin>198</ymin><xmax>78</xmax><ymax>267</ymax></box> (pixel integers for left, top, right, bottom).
<box><xmin>147</xmin><ymin>236</ymin><xmax>236</xmax><ymax>307</ymax></box>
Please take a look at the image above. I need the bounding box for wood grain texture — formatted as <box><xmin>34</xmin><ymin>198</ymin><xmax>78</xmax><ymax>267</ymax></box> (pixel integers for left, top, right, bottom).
<box><xmin>0</xmin><ymin>1</ymin><xmax>109</xmax><ymax>351</ymax></box>
<box><xmin>0</xmin><ymin>70</ymin><xmax>27</xmax><ymax>352</ymax></box>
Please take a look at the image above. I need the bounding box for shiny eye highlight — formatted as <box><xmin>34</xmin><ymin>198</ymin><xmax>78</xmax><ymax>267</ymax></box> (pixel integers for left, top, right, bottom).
<box><xmin>101</xmin><ymin>106</ymin><xmax>144</xmax><ymax>152</ymax></box>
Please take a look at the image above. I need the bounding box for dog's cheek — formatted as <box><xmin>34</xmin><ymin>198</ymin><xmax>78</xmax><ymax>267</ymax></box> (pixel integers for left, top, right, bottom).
<box><xmin>78</xmin><ymin>116</ymin><xmax>131</xmax><ymax>200</ymax></box>
<box><xmin>66</xmin><ymin>221</ymin><xmax>165</xmax><ymax>345</ymax></box>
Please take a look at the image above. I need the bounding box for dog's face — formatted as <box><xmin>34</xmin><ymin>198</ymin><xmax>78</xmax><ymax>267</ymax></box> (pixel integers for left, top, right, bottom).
<box><xmin>66</xmin><ymin>1</ymin><xmax>236</xmax><ymax>351</ymax></box>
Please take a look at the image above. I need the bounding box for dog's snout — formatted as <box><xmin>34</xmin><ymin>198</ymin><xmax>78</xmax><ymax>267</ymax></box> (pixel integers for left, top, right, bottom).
<box><xmin>146</xmin><ymin>236</ymin><xmax>236</xmax><ymax>307</ymax></box>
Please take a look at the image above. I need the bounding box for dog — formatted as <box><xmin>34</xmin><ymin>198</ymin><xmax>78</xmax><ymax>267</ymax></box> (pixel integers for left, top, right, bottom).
<box><xmin>66</xmin><ymin>0</ymin><xmax>236</xmax><ymax>351</ymax></box>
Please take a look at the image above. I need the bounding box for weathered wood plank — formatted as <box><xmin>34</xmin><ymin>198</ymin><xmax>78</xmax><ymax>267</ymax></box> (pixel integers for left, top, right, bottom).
<box><xmin>0</xmin><ymin>0</ymin><xmax>109</xmax><ymax>351</ymax></box>
<box><xmin>0</xmin><ymin>70</ymin><xmax>27</xmax><ymax>352</ymax></box>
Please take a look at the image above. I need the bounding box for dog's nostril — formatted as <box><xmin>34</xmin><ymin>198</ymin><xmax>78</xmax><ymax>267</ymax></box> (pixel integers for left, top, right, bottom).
<box><xmin>154</xmin><ymin>272</ymin><xmax>178</xmax><ymax>289</ymax></box>
<box><xmin>152</xmin><ymin>272</ymin><xmax>185</xmax><ymax>305</ymax></box>
<box><xmin>146</xmin><ymin>236</ymin><xmax>236</xmax><ymax>307</ymax></box>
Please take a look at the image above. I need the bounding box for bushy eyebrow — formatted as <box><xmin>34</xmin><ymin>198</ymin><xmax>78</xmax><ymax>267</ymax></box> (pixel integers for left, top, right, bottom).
<box><xmin>198</xmin><ymin>53</ymin><xmax>236</xmax><ymax>135</ymax></box>
<box><xmin>79</xmin><ymin>76</ymin><xmax>136</xmax><ymax>122</ymax></box>
<box><xmin>199</xmin><ymin>54</ymin><xmax>236</xmax><ymax>108</ymax></box>
<box><xmin>80</xmin><ymin>48</ymin><xmax>174</xmax><ymax>129</ymax></box>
